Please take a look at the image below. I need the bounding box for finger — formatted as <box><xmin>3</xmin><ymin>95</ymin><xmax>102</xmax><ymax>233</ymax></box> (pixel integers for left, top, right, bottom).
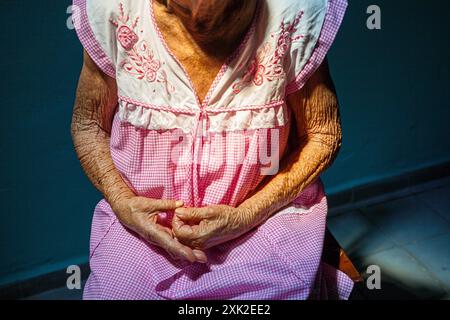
<box><xmin>175</xmin><ymin>223</ymin><xmax>199</xmax><ymax>239</ymax></box>
<box><xmin>175</xmin><ymin>207</ymin><xmax>214</xmax><ymax>222</ymax></box>
<box><xmin>172</xmin><ymin>216</ymin><xmax>212</xmax><ymax>251</ymax></box>
<box><xmin>172</xmin><ymin>214</ymin><xmax>187</xmax><ymax>230</ymax></box>
<box><xmin>134</xmin><ymin>214</ymin><xmax>202</xmax><ymax>262</ymax></box>
<box><xmin>153</xmin><ymin>224</ymin><xmax>207</xmax><ymax>263</ymax></box>
<box><xmin>176</xmin><ymin>241</ymin><xmax>208</xmax><ymax>263</ymax></box>
<box><xmin>193</xmin><ymin>249</ymin><xmax>208</xmax><ymax>263</ymax></box>
<box><xmin>155</xmin><ymin>229</ymin><xmax>197</xmax><ymax>262</ymax></box>
<box><xmin>172</xmin><ymin>214</ymin><xmax>199</xmax><ymax>239</ymax></box>
<box><xmin>150</xmin><ymin>199</ymin><xmax>184</xmax><ymax>211</ymax></box>
<box><xmin>140</xmin><ymin>221</ymin><xmax>194</xmax><ymax>260</ymax></box>
<box><xmin>158</xmin><ymin>224</ymin><xmax>174</xmax><ymax>237</ymax></box>
<box><xmin>151</xmin><ymin>224</ymin><xmax>195</xmax><ymax>260</ymax></box>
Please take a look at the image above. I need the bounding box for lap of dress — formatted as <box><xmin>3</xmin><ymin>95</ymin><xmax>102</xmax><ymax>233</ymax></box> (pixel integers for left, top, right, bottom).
<box><xmin>83</xmin><ymin>180</ymin><xmax>354</xmax><ymax>300</ymax></box>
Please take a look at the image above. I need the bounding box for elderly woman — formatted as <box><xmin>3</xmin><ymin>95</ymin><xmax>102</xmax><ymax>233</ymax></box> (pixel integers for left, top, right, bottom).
<box><xmin>71</xmin><ymin>0</ymin><xmax>351</xmax><ymax>299</ymax></box>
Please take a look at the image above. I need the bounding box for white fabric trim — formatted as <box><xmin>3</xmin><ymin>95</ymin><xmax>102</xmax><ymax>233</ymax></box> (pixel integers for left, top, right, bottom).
<box><xmin>118</xmin><ymin>99</ymin><xmax>290</xmax><ymax>133</ymax></box>
<box><xmin>207</xmin><ymin>104</ymin><xmax>289</xmax><ymax>133</ymax></box>
<box><xmin>117</xmin><ymin>100</ymin><xmax>195</xmax><ymax>133</ymax></box>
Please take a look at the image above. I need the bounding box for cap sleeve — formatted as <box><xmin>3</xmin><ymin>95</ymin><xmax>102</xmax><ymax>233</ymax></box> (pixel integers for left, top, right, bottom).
<box><xmin>73</xmin><ymin>0</ymin><xmax>117</xmax><ymax>78</ymax></box>
<box><xmin>285</xmin><ymin>0</ymin><xmax>347</xmax><ymax>95</ymax></box>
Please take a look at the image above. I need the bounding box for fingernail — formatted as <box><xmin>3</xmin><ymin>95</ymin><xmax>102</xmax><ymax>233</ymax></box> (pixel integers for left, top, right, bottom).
<box><xmin>193</xmin><ymin>251</ymin><xmax>207</xmax><ymax>263</ymax></box>
<box><xmin>176</xmin><ymin>200</ymin><xmax>184</xmax><ymax>207</ymax></box>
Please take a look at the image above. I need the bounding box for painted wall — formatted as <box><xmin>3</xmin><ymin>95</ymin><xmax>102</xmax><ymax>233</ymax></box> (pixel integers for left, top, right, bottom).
<box><xmin>0</xmin><ymin>0</ymin><xmax>449</xmax><ymax>286</ymax></box>
<box><xmin>325</xmin><ymin>0</ymin><xmax>450</xmax><ymax>193</ymax></box>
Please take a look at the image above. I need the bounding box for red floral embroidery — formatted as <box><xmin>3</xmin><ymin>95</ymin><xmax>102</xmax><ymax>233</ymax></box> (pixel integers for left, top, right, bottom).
<box><xmin>109</xmin><ymin>3</ymin><xmax>140</xmax><ymax>50</ymax></box>
<box><xmin>110</xmin><ymin>3</ymin><xmax>175</xmax><ymax>93</ymax></box>
<box><xmin>120</xmin><ymin>41</ymin><xmax>161</xmax><ymax>81</ymax></box>
<box><xmin>117</xmin><ymin>25</ymin><xmax>139</xmax><ymax>51</ymax></box>
<box><xmin>232</xmin><ymin>11</ymin><xmax>305</xmax><ymax>94</ymax></box>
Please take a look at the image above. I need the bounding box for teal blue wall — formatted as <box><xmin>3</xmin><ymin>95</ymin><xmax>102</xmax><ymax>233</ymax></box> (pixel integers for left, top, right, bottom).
<box><xmin>0</xmin><ymin>0</ymin><xmax>449</xmax><ymax>286</ymax></box>
<box><xmin>0</xmin><ymin>1</ymin><xmax>96</xmax><ymax>286</ymax></box>
<box><xmin>324</xmin><ymin>0</ymin><xmax>450</xmax><ymax>193</ymax></box>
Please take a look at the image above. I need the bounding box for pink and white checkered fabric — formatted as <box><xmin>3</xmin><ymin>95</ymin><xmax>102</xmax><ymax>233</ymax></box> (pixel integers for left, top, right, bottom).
<box><xmin>76</xmin><ymin>0</ymin><xmax>352</xmax><ymax>300</ymax></box>
<box><xmin>84</xmin><ymin>114</ymin><xmax>354</xmax><ymax>300</ymax></box>
<box><xmin>84</xmin><ymin>177</ymin><xmax>354</xmax><ymax>300</ymax></box>
<box><xmin>73</xmin><ymin>0</ymin><xmax>116</xmax><ymax>78</ymax></box>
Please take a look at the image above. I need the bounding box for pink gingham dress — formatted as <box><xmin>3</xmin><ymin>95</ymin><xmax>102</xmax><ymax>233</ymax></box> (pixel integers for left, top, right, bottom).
<box><xmin>74</xmin><ymin>0</ymin><xmax>352</xmax><ymax>300</ymax></box>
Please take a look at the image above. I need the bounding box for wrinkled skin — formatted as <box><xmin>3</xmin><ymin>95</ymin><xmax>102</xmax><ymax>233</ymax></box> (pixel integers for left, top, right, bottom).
<box><xmin>171</xmin><ymin>59</ymin><xmax>342</xmax><ymax>250</ymax></box>
<box><xmin>71</xmin><ymin>51</ymin><xmax>208</xmax><ymax>263</ymax></box>
<box><xmin>172</xmin><ymin>205</ymin><xmax>251</xmax><ymax>250</ymax></box>
<box><xmin>71</xmin><ymin>1</ymin><xmax>342</xmax><ymax>260</ymax></box>
<box><xmin>161</xmin><ymin>0</ymin><xmax>259</xmax><ymax>53</ymax></box>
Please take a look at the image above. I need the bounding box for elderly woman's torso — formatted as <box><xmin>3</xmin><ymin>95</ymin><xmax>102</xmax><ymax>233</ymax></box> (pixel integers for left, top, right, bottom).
<box><xmin>111</xmin><ymin>0</ymin><xmax>294</xmax><ymax>208</ymax></box>
<box><xmin>75</xmin><ymin>0</ymin><xmax>353</xmax><ymax>300</ymax></box>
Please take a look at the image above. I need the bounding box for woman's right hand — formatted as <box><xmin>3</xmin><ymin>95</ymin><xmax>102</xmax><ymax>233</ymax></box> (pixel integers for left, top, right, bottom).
<box><xmin>112</xmin><ymin>196</ymin><xmax>208</xmax><ymax>264</ymax></box>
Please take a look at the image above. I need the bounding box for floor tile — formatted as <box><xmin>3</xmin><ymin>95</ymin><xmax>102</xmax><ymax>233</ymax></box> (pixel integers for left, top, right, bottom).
<box><xmin>416</xmin><ymin>186</ymin><xmax>450</xmax><ymax>222</ymax></box>
<box><xmin>327</xmin><ymin>210</ymin><xmax>396</xmax><ymax>261</ymax></box>
<box><xmin>361</xmin><ymin>196</ymin><xmax>450</xmax><ymax>245</ymax></box>
<box><xmin>405</xmin><ymin>233</ymin><xmax>450</xmax><ymax>291</ymax></box>
<box><xmin>354</xmin><ymin>247</ymin><xmax>446</xmax><ymax>299</ymax></box>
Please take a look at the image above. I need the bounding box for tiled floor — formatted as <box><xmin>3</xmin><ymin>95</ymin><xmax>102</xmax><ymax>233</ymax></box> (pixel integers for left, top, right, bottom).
<box><xmin>328</xmin><ymin>183</ymin><xmax>450</xmax><ymax>300</ymax></box>
<box><xmin>26</xmin><ymin>182</ymin><xmax>450</xmax><ymax>300</ymax></box>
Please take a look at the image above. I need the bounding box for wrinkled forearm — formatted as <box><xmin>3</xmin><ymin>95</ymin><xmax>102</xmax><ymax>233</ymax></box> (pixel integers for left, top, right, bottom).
<box><xmin>71</xmin><ymin>118</ymin><xmax>134</xmax><ymax>208</ymax></box>
<box><xmin>238</xmin><ymin>61</ymin><xmax>342</xmax><ymax>228</ymax></box>
<box><xmin>71</xmin><ymin>52</ymin><xmax>135</xmax><ymax>209</ymax></box>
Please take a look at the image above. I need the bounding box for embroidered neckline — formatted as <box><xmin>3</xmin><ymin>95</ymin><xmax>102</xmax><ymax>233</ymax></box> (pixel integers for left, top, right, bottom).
<box><xmin>232</xmin><ymin>10</ymin><xmax>305</xmax><ymax>94</ymax></box>
<box><xmin>110</xmin><ymin>3</ymin><xmax>175</xmax><ymax>94</ymax></box>
<box><xmin>148</xmin><ymin>0</ymin><xmax>261</xmax><ymax>108</ymax></box>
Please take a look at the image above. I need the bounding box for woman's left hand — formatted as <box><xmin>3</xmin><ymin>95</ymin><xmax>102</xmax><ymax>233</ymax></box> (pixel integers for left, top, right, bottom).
<box><xmin>172</xmin><ymin>205</ymin><xmax>256</xmax><ymax>250</ymax></box>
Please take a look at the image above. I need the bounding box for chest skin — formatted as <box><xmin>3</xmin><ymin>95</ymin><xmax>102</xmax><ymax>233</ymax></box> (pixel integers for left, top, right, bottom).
<box><xmin>151</xmin><ymin>1</ymin><xmax>303</xmax><ymax>158</ymax></box>
<box><xmin>152</xmin><ymin>1</ymin><xmax>245</xmax><ymax>104</ymax></box>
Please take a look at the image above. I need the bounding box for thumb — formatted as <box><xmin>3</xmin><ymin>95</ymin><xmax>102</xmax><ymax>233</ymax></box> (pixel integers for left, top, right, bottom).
<box><xmin>175</xmin><ymin>207</ymin><xmax>207</xmax><ymax>223</ymax></box>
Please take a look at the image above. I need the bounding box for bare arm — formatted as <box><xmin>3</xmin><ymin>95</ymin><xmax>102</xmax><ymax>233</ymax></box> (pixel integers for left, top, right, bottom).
<box><xmin>238</xmin><ymin>59</ymin><xmax>342</xmax><ymax>227</ymax></box>
<box><xmin>71</xmin><ymin>50</ymin><xmax>206</xmax><ymax>263</ymax></box>
<box><xmin>71</xmin><ymin>51</ymin><xmax>132</xmax><ymax>207</ymax></box>
<box><xmin>173</xmin><ymin>60</ymin><xmax>342</xmax><ymax>249</ymax></box>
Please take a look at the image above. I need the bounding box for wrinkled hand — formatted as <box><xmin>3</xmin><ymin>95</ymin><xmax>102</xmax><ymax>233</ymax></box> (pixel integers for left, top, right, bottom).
<box><xmin>112</xmin><ymin>196</ymin><xmax>208</xmax><ymax>263</ymax></box>
<box><xmin>172</xmin><ymin>205</ymin><xmax>255</xmax><ymax>250</ymax></box>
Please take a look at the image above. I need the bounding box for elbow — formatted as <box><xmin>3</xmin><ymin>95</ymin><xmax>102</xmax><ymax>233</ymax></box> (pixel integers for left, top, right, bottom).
<box><xmin>70</xmin><ymin>111</ymin><xmax>87</xmax><ymax>153</ymax></box>
<box><xmin>70</xmin><ymin>115</ymin><xmax>79</xmax><ymax>146</ymax></box>
<box><xmin>328</xmin><ymin>124</ymin><xmax>343</xmax><ymax>164</ymax></box>
<box><xmin>309</xmin><ymin>123</ymin><xmax>343</xmax><ymax>158</ymax></box>
<box><xmin>310</xmin><ymin>124</ymin><xmax>342</xmax><ymax>164</ymax></box>
<box><xmin>334</xmin><ymin>125</ymin><xmax>343</xmax><ymax>155</ymax></box>
<box><xmin>70</xmin><ymin>117</ymin><xmax>76</xmax><ymax>140</ymax></box>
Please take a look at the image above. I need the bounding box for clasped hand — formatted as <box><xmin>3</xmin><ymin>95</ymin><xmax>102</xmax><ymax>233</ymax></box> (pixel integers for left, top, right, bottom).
<box><xmin>113</xmin><ymin>196</ymin><xmax>255</xmax><ymax>264</ymax></box>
